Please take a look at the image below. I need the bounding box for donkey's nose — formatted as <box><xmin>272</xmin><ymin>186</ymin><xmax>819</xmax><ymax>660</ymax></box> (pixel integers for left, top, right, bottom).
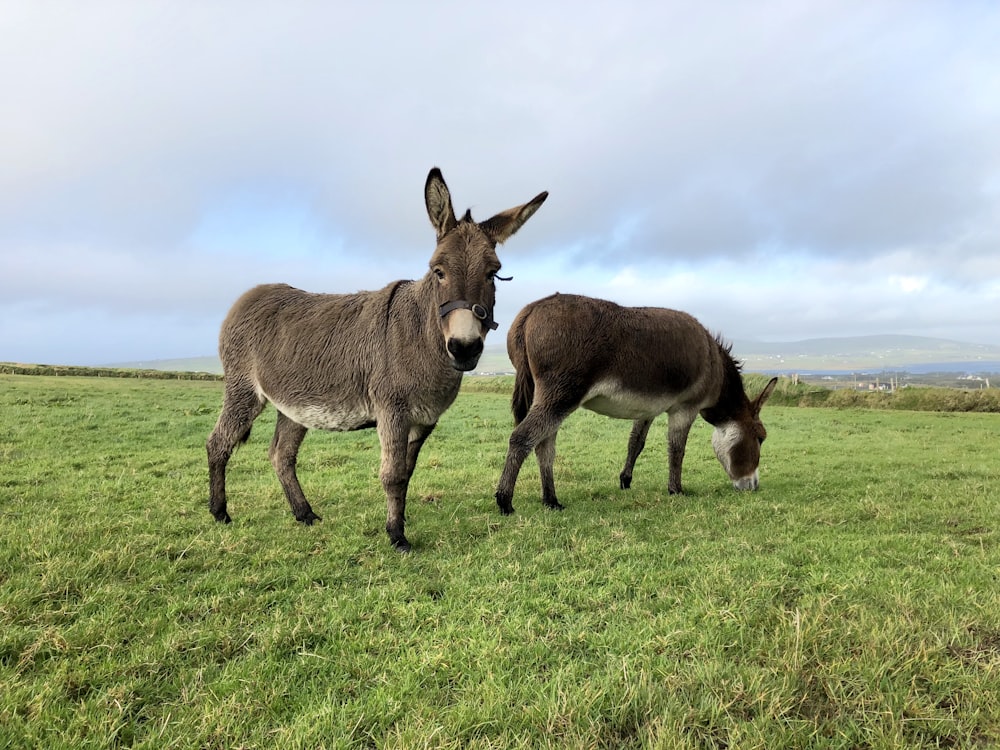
<box><xmin>447</xmin><ymin>337</ymin><xmax>484</xmax><ymax>371</ymax></box>
<box><xmin>732</xmin><ymin>473</ymin><xmax>759</xmax><ymax>491</ymax></box>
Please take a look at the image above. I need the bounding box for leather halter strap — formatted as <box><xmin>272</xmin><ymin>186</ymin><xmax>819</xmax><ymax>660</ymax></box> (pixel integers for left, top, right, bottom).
<box><xmin>438</xmin><ymin>300</ymin><xmax>498</xmax><ymax>330</ymax></box>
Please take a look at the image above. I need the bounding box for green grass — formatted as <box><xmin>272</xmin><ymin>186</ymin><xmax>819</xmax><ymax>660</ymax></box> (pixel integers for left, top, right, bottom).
<box><xmin>1</xmin><ymin>374</ymin><xmax>999</xmax><ymax>748</ymax></box>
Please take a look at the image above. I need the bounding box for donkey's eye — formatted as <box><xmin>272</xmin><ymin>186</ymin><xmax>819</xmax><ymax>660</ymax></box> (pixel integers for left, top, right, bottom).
<box><xmin>434</xmin><ymin>268</ymin><xmax>446</xmax><ymax>281</ymax></box>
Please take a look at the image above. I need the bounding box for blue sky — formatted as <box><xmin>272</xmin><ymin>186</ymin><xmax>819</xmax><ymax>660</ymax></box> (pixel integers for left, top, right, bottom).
<box><xmin>2</xmin><ymin>1</ymin><xmax>999</xmax><ymax>365</ymax></box>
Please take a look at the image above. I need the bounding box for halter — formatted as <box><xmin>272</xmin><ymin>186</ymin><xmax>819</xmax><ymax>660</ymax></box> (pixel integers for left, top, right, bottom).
<box><xmin>438</xmin><ymin>300</ymin><xmax>498</xmax><ymax>330</ymax></box>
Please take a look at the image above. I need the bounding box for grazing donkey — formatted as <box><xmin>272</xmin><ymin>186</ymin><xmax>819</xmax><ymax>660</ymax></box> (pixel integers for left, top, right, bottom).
<box><xmin>207</xmin><ymin>168</ymin><xmax>547</xmax><ymax>551</ymax></box>
<box><xmin>494</xmin><ymin>293</ymin><xmax>778</xmax><ymax>514</ymax></box>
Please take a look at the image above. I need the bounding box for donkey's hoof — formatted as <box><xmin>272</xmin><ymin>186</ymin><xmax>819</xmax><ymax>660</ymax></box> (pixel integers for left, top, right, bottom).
<box><xmin>211</xmin><ymin>510</ymin><xmax>232</xmax><ymax>524</ymax></box>
<box><xmin>619</xmin><ymin>475</ymin><xmax>632</xmax><ymax>490</ymax></box>
<box><xmin>496</xmin><ymin>493</ymin><xmax>515</xmax><ymax>516</ymax></box>
<box><xmin>392</xmin><ymin>537</ymin><xmax>412</xmax><ymax>553</ymax></box>
<box><xmin>543</xmin><ymin>499</ymin><xmax>565</xmax><ymax>511</ymax></box>
<box><xmin>297</xmin><ymin>511</ymin><xmax>322</xmax><ymax>526</ymax></box>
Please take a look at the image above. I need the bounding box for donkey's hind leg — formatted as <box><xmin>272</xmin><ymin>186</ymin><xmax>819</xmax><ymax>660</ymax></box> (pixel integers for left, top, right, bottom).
<box><xmin>619</xmin><ymin>418</ymin><xmax>653</xmax><ymax>490</ymax></box>
<box><xmin>207</xmin><ymin>381</ymin><xmax>266</xmax><ymax>523</ymax></box>
<box><xmin>269</xmin><ymin>411</ymin><xmax>321</xmax><ymax>525</ymax></box>
<box><xmin>666</xmin><ymin>409</ymin><xmax>697</xmax><ymax>495</ymax></box>
<box><xmin>495</xmin><ymin>403</ymin><xmax>572</xmax><ymax>515</ymax></box>
<box><xmin>534</xmin><ymin>433</ymin><xmax>564</xmax><ymax>511</ymax></box>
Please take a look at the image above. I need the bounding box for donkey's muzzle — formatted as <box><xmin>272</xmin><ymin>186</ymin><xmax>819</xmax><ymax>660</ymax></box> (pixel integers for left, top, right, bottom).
<box><xmin>447</xmin><ymin>337</ymin><xmax>484</xmax><ymax>371</ymax></box>
<box><xmin>440</xmin><ymin>300</ymin><xmax>491</xmax><ymax>370</ymax></box>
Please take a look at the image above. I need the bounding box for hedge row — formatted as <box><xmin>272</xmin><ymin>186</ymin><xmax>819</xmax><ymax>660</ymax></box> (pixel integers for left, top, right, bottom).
<box><xmin>743</xmin><ymin>373</ymin><xmax>1000</xmax><ymax>412</ymax></box>
<box><xmin>0</xmin><ymin>363</ymin><xmax>222</xmax><ymax>381</ymax></box>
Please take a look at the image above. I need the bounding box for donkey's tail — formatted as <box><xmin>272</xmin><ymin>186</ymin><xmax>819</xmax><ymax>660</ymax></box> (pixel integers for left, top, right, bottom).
<box><xmin>511</xmin><ymin>366</ymin><xmax>534</xmax><ymax>425</ymax></box>
<box><xmin>507</xmin><ymin>314</ymin><xmax>535</xmax><ymax>425</ymax></box>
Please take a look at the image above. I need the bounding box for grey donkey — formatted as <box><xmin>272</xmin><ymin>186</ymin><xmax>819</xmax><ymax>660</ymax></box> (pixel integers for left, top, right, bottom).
<box><xmin>207</xmin><ymin>168</ymin><xmax>548</xmax><ymax>550</ymax></box>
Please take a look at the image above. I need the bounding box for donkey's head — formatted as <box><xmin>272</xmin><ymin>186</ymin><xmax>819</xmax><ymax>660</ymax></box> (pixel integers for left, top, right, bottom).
<box><xmin>425</xmin><ymin>168</ymin><xmax>547</xmax><ymax>371</ymax></box>
<box><xmin>710</xmin><ymin>377</ymin><xmax>778</xmax><ymax>491</ymax></box>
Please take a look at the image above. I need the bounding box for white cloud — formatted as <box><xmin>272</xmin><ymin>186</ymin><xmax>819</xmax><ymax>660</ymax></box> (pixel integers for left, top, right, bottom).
<box><xmin>1</xmin><ymin>0</ymin><xmax>999</xmax><ymax>363</ymax></box>
<box><xmin>888</xmin><ymin>275</ymin><xmax>929</xmax><ymax>294</ymax></box>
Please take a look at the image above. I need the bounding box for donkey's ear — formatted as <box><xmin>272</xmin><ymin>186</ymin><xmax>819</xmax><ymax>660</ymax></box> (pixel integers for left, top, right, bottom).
<box><xmin>425</xmin><ymin>168</ymin><xmax>458</xmax><ymax>240</ymax></box>
<box><xmin>753</xmin><ymin>377</ymin><xmax>779</xmax><ymax>414</ymax></box>
<box><xmin>479</xmin><ymin>191</ymin><xmax>548</xmax><ymax>244</ymax></box>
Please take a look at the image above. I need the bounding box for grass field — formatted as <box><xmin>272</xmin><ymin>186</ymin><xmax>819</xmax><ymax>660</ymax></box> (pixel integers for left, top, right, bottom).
<box><xmin>1</xmin><ymin>374</ymin><xmax>998</xmax><ymax>748</ymax></box>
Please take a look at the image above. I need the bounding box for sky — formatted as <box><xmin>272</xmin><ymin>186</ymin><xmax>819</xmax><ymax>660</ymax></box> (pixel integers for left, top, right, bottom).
<box><xmin>2</xmin><ymin>1</ymin><xmax>999</xmax><ymax>366</ymax></box>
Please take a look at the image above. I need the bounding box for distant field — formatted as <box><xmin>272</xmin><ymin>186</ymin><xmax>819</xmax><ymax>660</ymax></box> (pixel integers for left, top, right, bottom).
<box><xmin>93</xmin><ymin>333</ymin><xmax>1000</xmax><ymax>382</ymax></box>
<box><xmin>1</xmin><ymin>374</ymin><xmax>999</xmax><ymax>748</ymax></box>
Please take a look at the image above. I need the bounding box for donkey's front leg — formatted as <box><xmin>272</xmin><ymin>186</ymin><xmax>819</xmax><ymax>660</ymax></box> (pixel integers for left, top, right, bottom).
<box><xmin>377</xmin><ymin>418</ymin><xmax>416</xmax><ymax>552</ymax></box>
<box><xmin>620</xmin><ymin>418</ymin><xmax>653</xmax><ymax>490</ymax></box>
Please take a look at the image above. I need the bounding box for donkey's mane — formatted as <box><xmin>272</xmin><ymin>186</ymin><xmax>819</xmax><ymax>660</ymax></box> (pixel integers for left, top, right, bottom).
<box><xmin>715</xmin><ymin>335</ymin><xmax>743</xmax><ymax>373</ymax></box>
<box><xmin>700</xmin><ymin>335</ymin><xmax>747</xmax><ymax>425</ymax></box>
<box><xmin>383</xmin><ymin>279</ymin><xmax>411</xmax><ymax>336</ymax></box>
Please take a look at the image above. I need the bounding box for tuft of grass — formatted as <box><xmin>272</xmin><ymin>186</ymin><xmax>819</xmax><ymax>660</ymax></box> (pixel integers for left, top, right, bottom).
<box><xmin>1</xmin><ymin>374</ymin><xmax>998</xmax><ymax>748</ymax></box>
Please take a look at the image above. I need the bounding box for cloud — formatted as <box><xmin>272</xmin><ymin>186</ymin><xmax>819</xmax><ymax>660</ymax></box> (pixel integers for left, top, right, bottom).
<box><xmin>1</xmin><ymin>0</ymin><xmax>999</xmax><ymax>364</ymax></box>
<box><xmin>889</xmin><ymin>275</ymin><xmax>929</xmax><ymax>295</ymax></box>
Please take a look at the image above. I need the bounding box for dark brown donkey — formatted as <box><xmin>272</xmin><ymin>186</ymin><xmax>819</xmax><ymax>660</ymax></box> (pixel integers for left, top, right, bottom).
<box><xmin>207</xmin><ymin>168</ymin><xmax>547</xmax><ymax>550</ymax></box>
<box><xmin>494</xmin><ymin>293</ymin><xmax>778</xmax><ymax>514</ymax></box>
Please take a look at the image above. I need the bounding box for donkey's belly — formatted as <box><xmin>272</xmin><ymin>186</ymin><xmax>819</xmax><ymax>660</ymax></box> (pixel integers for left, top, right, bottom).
<box><xmin>580</xmin><ymin>380</ymin><xmax>681</xmax><ymax>420</ymax></box>
<box><xmin>270</xmin><ymin>398</ymin><xmax>375</xmax><ymax>431</ymax></box>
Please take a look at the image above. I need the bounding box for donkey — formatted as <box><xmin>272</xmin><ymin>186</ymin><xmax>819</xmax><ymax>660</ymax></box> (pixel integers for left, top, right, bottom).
<box><xmin>494</xmin><ymin>293</ymin><xmax>778</xmax><ymax>514</ymax></box>
<box><xmin>207</xmin><ymin>168</ymin><xmax>547</xmax><ymax>551</ymax></box>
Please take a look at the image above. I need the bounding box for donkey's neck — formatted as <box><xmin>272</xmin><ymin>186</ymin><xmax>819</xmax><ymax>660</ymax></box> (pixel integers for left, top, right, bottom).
<box><xmin>387</xmin><ymin>274</ymin><xmax>457</xmax><ymax>367</ymax></box>
<box><xmin>699</xmin><ymin>350</ymin><xmax>748</xmax><ymax>426</ymax></box>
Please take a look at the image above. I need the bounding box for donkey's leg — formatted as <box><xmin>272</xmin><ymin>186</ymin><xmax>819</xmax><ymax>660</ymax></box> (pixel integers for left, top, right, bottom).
<box><xmin>534</xmin><ymin>433</ymin><xmax>563</xmax><ymax>511</ymax></box>
<box><xmin>405</xmin><ymin>424</ymin><xmax>436</xmax><ymax>478</ymax></box>
<box><xmin>495</xmin><ymin>404</ymin><xmax>571</xmax><ymax>515</ymax></box>
<box><xmin>666</xmin><ymin>410</ymin><xmax>697</xmax><ymax>495</ymax></box>
<box><xmin>269</xmin><ymin>411</ymin><xmax>321</xmax><ymax>525</ymax></box>
<box><xmin>377</xmin><ymin>416</ymin><xmax>414</xmax><ymax>552</ymax></box>
<box><xmin>206</xmin><ymin>381</ymin><xmax>266</xmax><ymax>523</ymax></box>
<box><xmin>620</xmin><ymin>418</ymin><xmax>653</xmax><ymax>490</ymax></box>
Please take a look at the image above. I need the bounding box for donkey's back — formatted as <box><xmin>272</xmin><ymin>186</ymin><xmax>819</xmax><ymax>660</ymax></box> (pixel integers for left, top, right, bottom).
<box><xmin>220</xmin><ymin>282</ymin><xmax>412</xmax><ymax>423</ymax></box>
<box><xmin>221</xmin><ymin>283</ymin><xmax>376</xmax><ymax>375</ymax></box>
<box><xmin>508</xmin><ymin>293</ymin><xmax>726</xmax><ymax>420</ymax></box>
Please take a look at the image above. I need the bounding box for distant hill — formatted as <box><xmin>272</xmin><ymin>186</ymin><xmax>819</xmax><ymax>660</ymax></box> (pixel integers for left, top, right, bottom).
<box><xmin>731</xmin><ymin>335</ymin><xmax>1000</xmax><ymax>373</ymax></box>
<box><xmin>111</xmin><ymin>335</ymin><xmax>1000</xmax><ymax>377</ymax></box>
